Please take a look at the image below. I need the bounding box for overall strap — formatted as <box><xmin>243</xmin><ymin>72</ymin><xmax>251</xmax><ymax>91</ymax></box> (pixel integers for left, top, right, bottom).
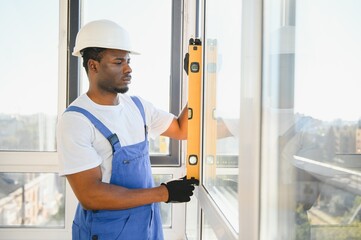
<box><xmin>65</xmin><ymin>106</ymin><xmax>120</xmax><ymax>152</ymax></box>
<box><xmin>130</xmin><ymin>96</ymin><xmax>148</xmax><ymax>136</ymax></box>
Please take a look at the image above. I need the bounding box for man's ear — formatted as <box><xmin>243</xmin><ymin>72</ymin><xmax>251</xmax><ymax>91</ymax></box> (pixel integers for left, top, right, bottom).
<box><xmin>88</xmin><ymin>59</ymin><xmax>98</xmax><ymax>72</ymax></box>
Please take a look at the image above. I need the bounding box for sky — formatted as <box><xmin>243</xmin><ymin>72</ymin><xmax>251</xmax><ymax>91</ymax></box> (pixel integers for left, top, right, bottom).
<box><xmin>0</xmin><ymin>0</ymin><xmax>171</xmax><ymax>115</ymax></box>
<box><xmin>0</xmin><ymin>0</ymin><xmax>59</xmax><ymax>115</ymax></box>
<box><xmin>1</xmin><ymin>0</ymin><xmax>361</xmax><ymax>122</ymax></box>
<box><xmin>293</xmin><ymin>0</ymin><xmax>361</xmax><ymax>121</ymax></box>
<box><xmin>80</xmin><ymin>0</ymin><xmax>171</xmax><ymax>112</ymax></box>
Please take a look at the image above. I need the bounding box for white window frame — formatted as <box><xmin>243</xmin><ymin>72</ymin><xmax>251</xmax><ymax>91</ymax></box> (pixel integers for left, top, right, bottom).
<box><xmin>0</xmin><ymin>1</ymin><xmax>75</xmax><ymax>239</ymax></box>
<box><xmin>189</xmin><ymin>0</ymin><xmax>263</xmax><ymax>239</ymax></box>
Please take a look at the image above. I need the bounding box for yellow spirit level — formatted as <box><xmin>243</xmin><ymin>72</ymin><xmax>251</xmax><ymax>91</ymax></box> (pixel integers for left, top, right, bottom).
<box><xmin>186</xmin><ymin>38</ymin><xmax>202</xmax><ymax>180</ymax></box>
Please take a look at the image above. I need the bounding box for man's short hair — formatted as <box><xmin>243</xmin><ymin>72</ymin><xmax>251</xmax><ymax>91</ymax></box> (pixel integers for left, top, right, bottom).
<box><xmin>81</xmin><ymin>47</ymin><xmax>107</xmax><ymax>73</ymax></box>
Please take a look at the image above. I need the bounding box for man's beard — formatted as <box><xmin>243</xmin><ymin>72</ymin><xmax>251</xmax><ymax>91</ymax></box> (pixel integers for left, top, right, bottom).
<box><xmin>114</xmin><ymin>86</ymin><xmax>129</xmax><ymax>94</ymax></box>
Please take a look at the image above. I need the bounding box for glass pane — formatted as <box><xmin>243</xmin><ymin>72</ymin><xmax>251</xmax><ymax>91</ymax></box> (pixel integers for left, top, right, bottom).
<box><xmin>80</xmin><ymin>0</ymin><xmax>172</xmax><ymax>155</ymax></box>
<box><xmin>262</xmin><ymin>0</ymin><xmax>361</xmax><ymax>239</ymax></box>
<box><xmin>202</xmin><ymin>0</ymin><xmax>241</xmax><ymax>233</ymax></box>
<box><xmin>0</xmin><ymin>173</ymin><xmax>65</xmax><ymax>228</ymax></box>
<box><xmin>202</xmin><ymin>212</ymin><xmax>218</xmax><ymax>240</ymax></box>
<box><xmin>153</xmin><ymin>174</ymin><xmax>172</xmax><ymax>227</ymax></box>
<box><xmin>186</xmin><ymin>193</ymin><xmax>198</xmax><ymax>239</ymax></box>
<box><xmin>0</xmin><ymin>0</ymin><xmax>58</xmax><ymax>151</ymax></box>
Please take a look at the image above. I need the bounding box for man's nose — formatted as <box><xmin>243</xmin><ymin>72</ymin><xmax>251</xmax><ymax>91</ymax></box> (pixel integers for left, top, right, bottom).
<box><xmin>124</xmin><ymin>63</ymin><xmax>132</xmax><ymax>73</ymax></box>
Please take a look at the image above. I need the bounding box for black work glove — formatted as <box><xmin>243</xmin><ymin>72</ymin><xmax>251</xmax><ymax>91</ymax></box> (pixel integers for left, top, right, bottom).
<box><xmin>161</xmin><ymin>177</ymin><xmax>199</xmax><ymax>203</ymax></box>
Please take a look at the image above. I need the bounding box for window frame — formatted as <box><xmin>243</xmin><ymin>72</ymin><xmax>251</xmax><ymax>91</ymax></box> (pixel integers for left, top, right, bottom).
<box><xmin>192</xmin><ymin>0</ymin><xmax>263</xmax><ymax>239</ymax></box>
<box><xmin>0</xmin><ymin>1</ymin><xmax>75</xmax><ymax>239</ymax></box>
<box><xmin>0</xmin><ymin>0</ymin><xmax>186</xmax><ymax>239</ymax></box>
<box><xmin>68</xmin><ymin>0</ymin><xmax>184</xmax><ymax>166</ymax></box>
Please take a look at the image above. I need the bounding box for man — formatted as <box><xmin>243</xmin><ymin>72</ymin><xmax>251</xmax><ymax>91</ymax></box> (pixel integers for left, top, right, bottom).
<box><xmin>57</xmin><ymin>19</ymin><xmax>198</xmax><ymax>240</ymax></box>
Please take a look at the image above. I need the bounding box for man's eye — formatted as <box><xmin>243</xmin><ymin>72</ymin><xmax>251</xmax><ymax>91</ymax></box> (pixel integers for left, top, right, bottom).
<box><xmin>114</xmin><ymin>59</ymin><xmax>130</xmax><ymax>65</ymax></box>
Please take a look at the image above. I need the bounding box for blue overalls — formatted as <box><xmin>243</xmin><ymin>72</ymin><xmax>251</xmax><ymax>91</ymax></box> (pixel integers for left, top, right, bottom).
<box><xmin>65</xmin><ymin>96</ymin><xmax>164</xmax><ymax>240</ymax></box>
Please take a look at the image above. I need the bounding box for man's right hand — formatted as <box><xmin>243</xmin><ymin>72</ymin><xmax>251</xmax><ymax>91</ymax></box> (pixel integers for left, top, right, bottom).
<box><xmin>161</xmin><ymin>177</ymin><xmax>199</xmax><ymax>203</ymax></box>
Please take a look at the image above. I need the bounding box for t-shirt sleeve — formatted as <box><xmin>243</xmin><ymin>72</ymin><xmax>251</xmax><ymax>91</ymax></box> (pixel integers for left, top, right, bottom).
<box><xmin>57</xmin><ymin>112</ymin><xmax>102</xmax><ymax>176</ymax></box>
<box><xmin>137</xmin><ymin>97</ymin><xmax>175</xmax><ymax>139</ymax></box>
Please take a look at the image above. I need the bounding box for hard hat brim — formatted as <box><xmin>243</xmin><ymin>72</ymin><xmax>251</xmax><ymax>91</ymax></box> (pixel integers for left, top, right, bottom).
<box><xmin>72</xmin><ymin>48</ymin><xmax>140</xmax><ymax>57</ymax></box>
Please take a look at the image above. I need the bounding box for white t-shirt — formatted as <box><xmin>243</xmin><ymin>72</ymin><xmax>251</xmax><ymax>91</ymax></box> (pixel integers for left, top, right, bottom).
<box><xmin>57</xmin><ymin>93</ymin><xmax>174</xmax><ymax>182</ymax></box>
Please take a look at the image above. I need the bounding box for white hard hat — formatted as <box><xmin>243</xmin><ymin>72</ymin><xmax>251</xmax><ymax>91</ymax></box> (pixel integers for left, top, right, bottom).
<box><xmin>72</xmin><ymin>19</ymin><xmax>140</xmax><ymax>57</ymax></box>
